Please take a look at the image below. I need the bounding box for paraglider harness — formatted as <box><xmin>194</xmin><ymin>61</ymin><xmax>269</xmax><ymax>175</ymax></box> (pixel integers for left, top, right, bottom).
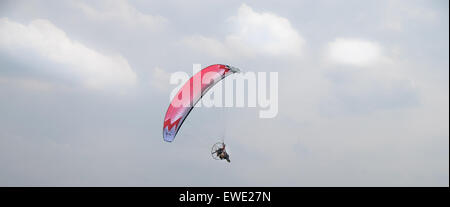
<box><xmin>211</xmin><ymin>142</ymin><xmax>230</xmax><ymax>163</ymax></box>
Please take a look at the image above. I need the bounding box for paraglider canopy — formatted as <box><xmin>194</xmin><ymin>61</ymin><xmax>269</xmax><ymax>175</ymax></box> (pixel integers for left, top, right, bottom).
<box><xmin>162</xmin><ymin>64</ymin><xmax>240</xmax><ymax>142</ymax></box>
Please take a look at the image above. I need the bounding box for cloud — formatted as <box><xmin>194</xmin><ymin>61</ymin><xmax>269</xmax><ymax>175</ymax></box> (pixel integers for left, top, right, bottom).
<box><xmin>382</xmin><ymin>0</ymin><xmax>438</xmax><ymax>31</ymax></box>
<box><xmin>184</xmin><ymin>36</ymin><xmax>232</xmax><ymax>59</ymax></box>
<box><xmin>150</xmin><ymin>67</ymin><xmax>171</xmax><ymax>92</ymax></box>
<box><xmin>0</xmin><ymin>1</ymin><xmax>447</xmax><ymax>187</ymax></box>
<box><xmin>327</xmin><ymin>38</ymin><xmax>382</xmax><ymax>66</ymax></box>
<box><xmin>0</xmin><ymin>76</ymin><xmax>55</xmax><ymax>92</ymax></box>
<box><xmin>0</xmin><ymin>18</ymin><xmax>137</xmax><ymax>90</ymax></box>
<box><xmin>73</xmin><ymin>0</ymin><xmax>167</xmax><ymax>29</ymax></box>
<box><xmin>323</xmin><ymin>38</ymin><xmax>421</xmax><ymax>114</ymax></box>
<box><xmin>184</xmin><ymin>4</ymin><xmax>304</xmax><ymax>59</ymax></box>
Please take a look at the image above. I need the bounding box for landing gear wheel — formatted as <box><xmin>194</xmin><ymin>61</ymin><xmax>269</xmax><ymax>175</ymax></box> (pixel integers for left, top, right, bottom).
<box><xmin>211</xmin><ymin>142</ymin><xmax>224</xmax><ymax>160</ymax></box>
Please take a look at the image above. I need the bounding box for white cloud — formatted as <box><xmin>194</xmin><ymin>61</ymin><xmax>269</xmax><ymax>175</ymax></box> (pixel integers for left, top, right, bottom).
<box><xmin>74</xmin><ymin>0</ymin><xmax>167</xmax><ymax>29</ymax></box>
<box><xmin>184</xmin><ymin>4</ymin><xmax>304</xmax><ymax>58</ymax></box>
<box><xmin>0</xmin><ymin>18</ymin><xmax>137</xmax><ymax>90</ymax></box>
<box><xmin>0</xmin><ymin>0</ymin><xmax>447</xmax><ymax>187</ymax></box>
<box><xmin>184</xmin><ymin>36</ymin><xmax>232</xmax><ymax>59</ymax></box>
<box><xmin>327</xmin><ymin>38</ymin><xmax>382</xmax><ymax>66</ymax></box>
<box><xmin>150</xmin><ymin>67</ymin><xmax>171</xmax><ymax>92</ymax></box>
<box><xmin>0</xmin><ymin>76</ymin><xmax>55</xmax><ymax>92</ymax></box>
<box><xmin>382</xmin><ymin>0</ymin><xmax>438</xmax><ymax>31</ymax></box>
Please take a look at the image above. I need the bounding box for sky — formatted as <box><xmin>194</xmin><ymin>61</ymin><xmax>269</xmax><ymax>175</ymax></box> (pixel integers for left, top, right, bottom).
<box><xmin>0</xmin><ymin>0</ymin><xmax>448</xmax><ymax>186</ymax></box>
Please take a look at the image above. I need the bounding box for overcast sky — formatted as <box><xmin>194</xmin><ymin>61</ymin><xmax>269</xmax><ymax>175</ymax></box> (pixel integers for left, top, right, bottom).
<box><xmin>0</xmin><ymin>0</ymin><xmax>448</xmax><ymax>186</ymax></box>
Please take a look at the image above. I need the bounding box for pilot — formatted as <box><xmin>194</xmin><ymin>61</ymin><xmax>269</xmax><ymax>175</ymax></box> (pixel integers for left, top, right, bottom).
<box><xmin>215</xmin><ymin>143</ymin><xmax>230</xmax><ymax>163</ymax></box>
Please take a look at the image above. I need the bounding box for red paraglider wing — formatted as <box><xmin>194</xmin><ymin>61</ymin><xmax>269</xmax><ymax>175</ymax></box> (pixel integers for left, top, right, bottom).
<box><xmin>163</xmin><ymin>64</ymin><xmax>239</xmax><ymax>142</ymax></box>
